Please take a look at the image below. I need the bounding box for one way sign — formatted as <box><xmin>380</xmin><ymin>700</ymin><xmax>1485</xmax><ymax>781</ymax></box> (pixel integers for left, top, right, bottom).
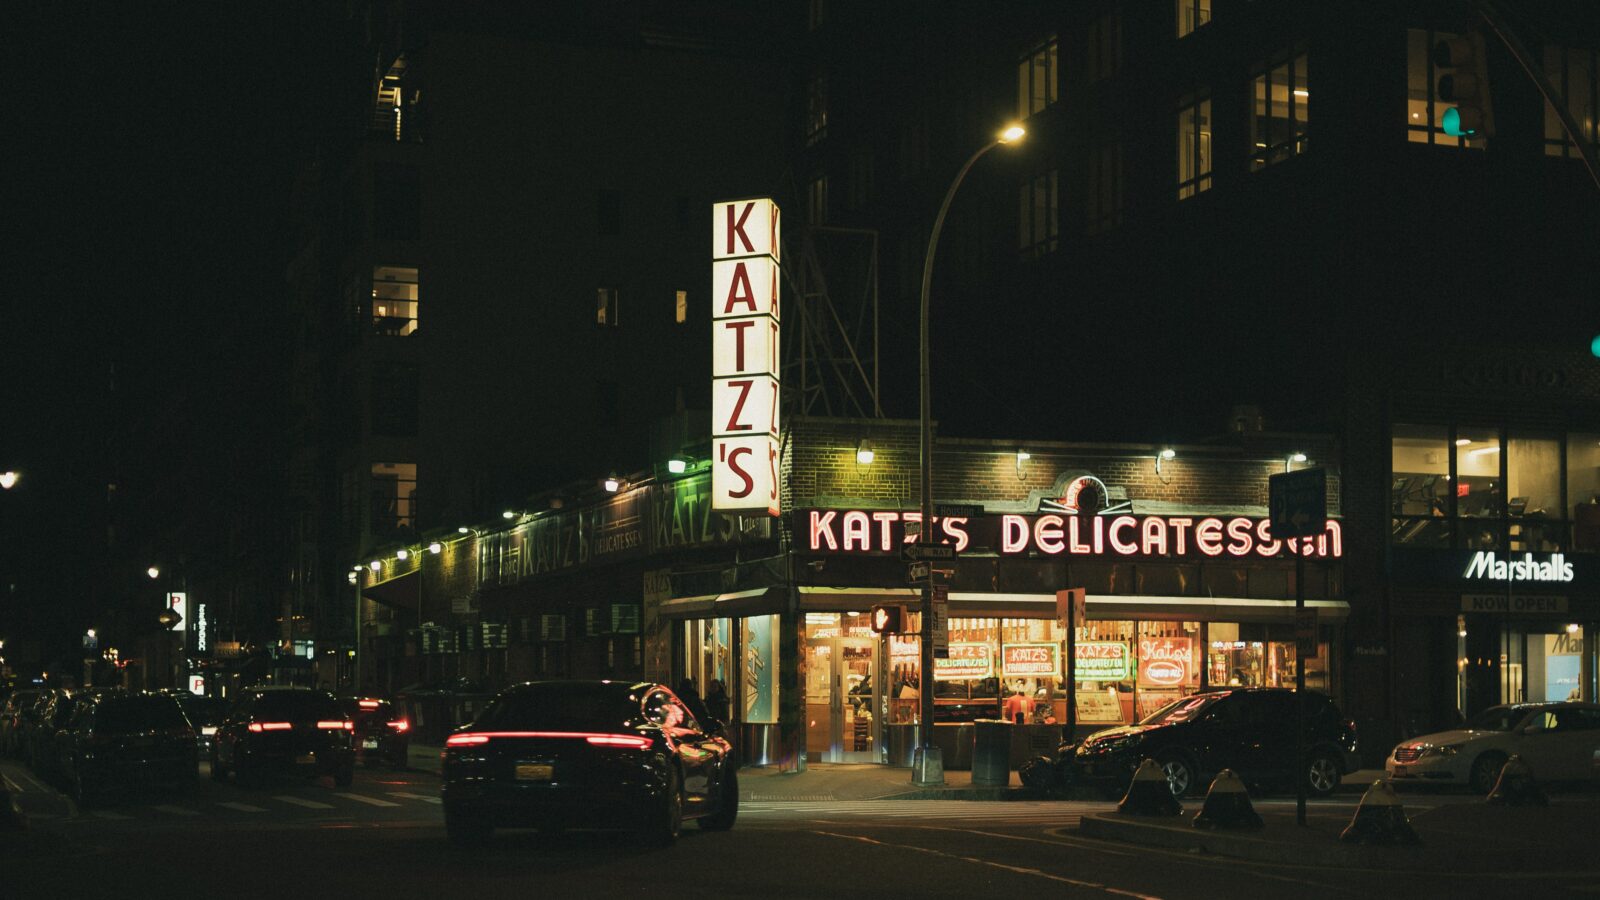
<box><xmin>1269</xmin><ymin>467</ymin><xmax>1326</xmax><ymax>539</ymax></box>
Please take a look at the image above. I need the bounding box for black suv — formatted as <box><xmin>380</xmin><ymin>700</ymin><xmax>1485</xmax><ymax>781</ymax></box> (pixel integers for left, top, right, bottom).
<box><xmin>1071</xmin><ymin>688</ymin><xmax>1360</xmax><ymax>797</ymax></box>
<box><xmin>56</xmin><ymin>691</ymin><xmax>198</xmax><ymax>804</ymax></box>
<box><xmin>211</xmin><ymin>687</ymin><xmax>355</xmax><ymax>786</ymax></box>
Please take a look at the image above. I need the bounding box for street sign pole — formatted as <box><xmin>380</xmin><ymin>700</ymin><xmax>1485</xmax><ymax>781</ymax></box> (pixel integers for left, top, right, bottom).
<box><xmin>1295</xmin><ymin>546</ymin><xmax>1307</xmax><ymax>827</ymax></box>
<box><xmin>1271</xmin><ymin>465</ymin><xmax>1325</xmax><ymax>829</ymax></box>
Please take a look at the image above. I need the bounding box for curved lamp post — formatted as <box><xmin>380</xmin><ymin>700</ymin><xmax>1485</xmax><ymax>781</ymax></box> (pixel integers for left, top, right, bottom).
<box><xmin>914</xmin><ymin>124</ymin><xmax>1025</xmax><ymax>786</ymax></box>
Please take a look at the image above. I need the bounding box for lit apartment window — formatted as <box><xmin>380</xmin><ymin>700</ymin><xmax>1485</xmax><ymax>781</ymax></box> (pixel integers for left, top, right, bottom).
<box><xmin>1177</xmin><ymin>0</ymin><xmax>1211</xmax><ymax>38</ymax></box>
<box><xmin>807</xmin><ymin>174</ymin><xmax>828</xmax><ymax>225</ymax></box>
<box><xmin>371</xmin><ymin>265</ymin><xmax>418</xmax><ymax>336</ymax></box>
<box><xmin>597</xmin><ymin>288</ymin><xmax>620</xmax><ymax>327</ymax></box>
<box><xmin>1250</xmin><ymin>51</ymin><xmax>1309</xmax><ymax>171</ymax></box>
<box><xmin>1017</xmin><ymin>36</ymin><xmax>1059</xmax><ymax>118</ymax></box>
<box><xmin>1086</xmin><ymin>13</ymin><xmax>1121</xmax><ymax>84</ymax></box>
<box><xmin>675</xmin><ymin>290</ymin><xmax>688</xmax><ymax>324</ymax></box>
<box><xmin>1086</xmin><ymin>143</ymin><xmax>1124</xmax><ymax>234</ymax></box>
<box><xmin>806</xmin><ymin>74</ymin><xmax>828</xmax><ymax>146</ymax></box>
<box><xmin>370</xmin><ymin>462</ymin><xmax>417</xmax><ymax>535</ymax></box>
<box><xmin>1543</xmin><ymin>44</ymin><xmax>1599</xmax><ymax>158</ymax></box>
<box><xmin>1177</xmin><ymin>96</ymin><xmax>1213</xmax><ymax>199</ymax></box>
<box><xmin>1407</xmin><ymin>30</ymin><xmax>1486</xmax><ymax>149</ymax></box>
<box><xmin>1018</xmin><ymin>169</ymin><xmax>1058</xmax><ymax>258</ymax></box>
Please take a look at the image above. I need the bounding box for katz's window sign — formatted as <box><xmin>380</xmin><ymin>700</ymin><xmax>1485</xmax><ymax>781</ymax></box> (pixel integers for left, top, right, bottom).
<box><xmin>711</xmin><ymin>198</ymin><xmax>781</xmax><ymax>517</ymax></box>
<box><xmin>797</xmin><ymin>509</ymin><xmax>1343</xmax><ymax>559</ymax></box>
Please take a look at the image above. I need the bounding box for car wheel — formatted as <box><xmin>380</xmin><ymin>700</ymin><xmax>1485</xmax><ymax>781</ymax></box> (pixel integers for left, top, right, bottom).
<box><xmin>642</xmin><ymin>766</ymin><xmax>683</xmax><ymax>846</ymax></box>
<box><xmin>1470</xmin><ymin>752</ymin><xmax>1507</xmax><ymax>795</ymax></box>
<box><xmin>1155</xmin><ymin>752</ymin><xmax>1197</xmax><ymax>798</ymax></box>
<box><xmin>1306</xmin><ymin>752</ymin><xmax>1342</xmax><ymax>797</ymax></box>
<box><xmin>445</xmin><ymin>809</ymin><xmax>492</xmax><ymax>847</ymax></box>
<box><xmin>698</xmin><ymin>768</ymin><xmax>739</xmax><ymax>831</ymax></box>
<box><xmin>334</xmin><ymin>764</ymin><xmax>354</xmax><ymax>788</ymax></box>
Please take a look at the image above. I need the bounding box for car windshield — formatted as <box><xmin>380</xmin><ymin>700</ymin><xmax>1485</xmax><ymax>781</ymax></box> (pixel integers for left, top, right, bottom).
<box><xmin>176</xmin><ymin>696</ymin><xmax>227</xmax><ymax>726</ymax></box>
<box><xmin>252</xmin><ymin>691</ymin><xmax>344</xmax><ymax>721</ymax></box>
<box><xmin>1464</xmin><ymin>706</ymin><xmax>1524</xmax><ymax>732</ymax></box>
<box><xmin>96</xmin><ymin>696</ymin><xmax>190</xmax><ymax>733</ymax></box>
<box><xmin>473</xmin><ymin>683</ymin><xmax>638</xmax><ymax>732</ymax></box>
<box><xmin>1138</xmin><ymin>694</ymin><xmax>1217</xmax><ymax>725</ymax></box>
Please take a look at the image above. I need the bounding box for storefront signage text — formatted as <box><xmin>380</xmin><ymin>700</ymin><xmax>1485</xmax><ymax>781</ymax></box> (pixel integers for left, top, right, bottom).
<box><xmin>1462</xmin><ymin>552</ymin><xmax>1574</xmax><ymax>584</ymax></box>
<box><xmin>798</xmin><ymin>510</ymin><xmax>1342</xmax><ymax>559</ymax></box>
<box><xmin>1074</xmin><ymin>641</ymin><xmax>1130</xmax><ymax>681</ymax></box>
<box><xmin>1137</xmin><ymin>637</ymin><xmax>1193</xmax><ymax>688</ymax></box>
<box><xmin>933</xmin><ymin>643</ymin><xmax>993</xmax><ymax>680</ymax></box>
<box><xmin>711</xmin><ymin>198</ymin><xmax>781</xmax><ymax>517</ymax></box>
<box><xmin>1001</xmin><ymin>643</ymin><xmax>1059</xmax><ymax>677</ymax></box>
<box><xmin>1461</xmin><ymin>594</ymin><xmax>1569</xmax><ymax>614</ymax></box>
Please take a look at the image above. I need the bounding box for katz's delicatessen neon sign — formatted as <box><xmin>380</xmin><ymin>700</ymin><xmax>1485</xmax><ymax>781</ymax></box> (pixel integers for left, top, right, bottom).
<box><xmin>797</xmin><ymin>509</ymin><xmax>1343</xmax><ymax>559</ymax></box>
<box><xmin>711</xmin><ymin>199</ymin><xmax>781</xmax><ymax>517</ymax></box>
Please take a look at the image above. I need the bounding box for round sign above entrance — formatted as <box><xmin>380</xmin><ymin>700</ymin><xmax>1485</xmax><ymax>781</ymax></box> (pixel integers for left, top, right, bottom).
<box><xmin>1044</xmin><ymin>471</ymin><xmax>1109</xmax><ymax>514</ymax></box>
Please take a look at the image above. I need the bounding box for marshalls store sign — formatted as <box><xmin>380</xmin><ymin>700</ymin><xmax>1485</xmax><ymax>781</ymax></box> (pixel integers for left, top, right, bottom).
<box><xmin>711</xmin><ymin>199</ymin><xmax>781</xmax><ymax>517</ymax></box>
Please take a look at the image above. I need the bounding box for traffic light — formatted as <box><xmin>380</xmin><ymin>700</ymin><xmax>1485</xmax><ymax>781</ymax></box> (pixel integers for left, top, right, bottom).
<box><xmin>870</xmin><ymin>604</ymin><xmax>907</xmax><ymax>635</ymax></box>
<box><xmin>1434</xmin><ymin>31</ymin><xmax>1495</xmax><ymax>138</ymax></box>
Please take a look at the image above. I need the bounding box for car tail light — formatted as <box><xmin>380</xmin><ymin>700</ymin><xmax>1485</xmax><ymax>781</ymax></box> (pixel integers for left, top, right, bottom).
<box><xmin>445</xmin><ymin>733</ymin><xmax>490</xmax><ymax>747</ymax></box>
<box><xmin>249</xmin><ymin>722</ymin><xmax>292</xmax><ymax>733</ymax></box>
<box><xmin>317</xmin><ymin>720</ymin><xmax>354</xmax><ymax>731</ymax></box>
<box><xmin>359</xmin><ymin>700</ymin><xmax>381</xmax><ymax>710</ymax></box>
<box><xmin>585</xmin><ymin>734</ymin><xmax>652</xmax><ymax>750</ymax></box>
<box><xmin>387</xmin><ymin>720</ymin><xmax>409</xmax><ymax>732</ymax></box>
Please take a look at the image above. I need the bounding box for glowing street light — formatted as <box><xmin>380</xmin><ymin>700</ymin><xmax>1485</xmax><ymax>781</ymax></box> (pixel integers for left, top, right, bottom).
<box><xmin>0</xmin><ymin>471</ymin><xmax>18</xmax><ymax>490</ymax></box>
<box><xmin>147</xmin><ymin>566</ymin><xmax>161</xmax><ymax>580</ymax></box>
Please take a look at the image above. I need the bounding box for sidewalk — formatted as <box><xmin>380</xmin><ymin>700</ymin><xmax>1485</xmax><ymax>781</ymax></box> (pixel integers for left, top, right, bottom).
<box><xmin>1080</xmin><ymin>793</ymin><xmax>1600</xmax><ymax>872</ymax></box>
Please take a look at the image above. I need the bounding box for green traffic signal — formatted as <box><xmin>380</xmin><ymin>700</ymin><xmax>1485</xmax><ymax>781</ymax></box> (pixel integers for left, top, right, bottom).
<box><xmin>1591</xmin><ymin>334</ymin><xmax>1600</xmax><ymax>358</ymax></box>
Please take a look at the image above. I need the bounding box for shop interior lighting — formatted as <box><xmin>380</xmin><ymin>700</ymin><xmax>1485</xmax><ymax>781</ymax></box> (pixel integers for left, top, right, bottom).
<box><xmin>1454</xmin><ymin>438</ymin><xmax>1472</xmax><ymax>446</ymax></box>
<box><xmin>855</xmin><ymin>439</ymin><xmax>875</xmax><ymax>466</ymax></box>
<box><xmin>667</xmin><ymin>458</ymin><xmax>688</xmax><ymax>475</ymax></box>
<box><xmin>428</xmin><ymin>542</ymin><xmax>442</xmax><ymax>554</ymax></box>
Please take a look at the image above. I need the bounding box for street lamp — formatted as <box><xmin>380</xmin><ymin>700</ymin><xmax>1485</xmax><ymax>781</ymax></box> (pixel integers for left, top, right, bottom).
<box><xmin>915</xmin><ymin>122</ymin><xmax>1025</xmax><ymax>786</ymax></box>
<box><xmin>0</xmin><ymin>471</ymin><xmax>18</xmax><ymax>490</ymax></box>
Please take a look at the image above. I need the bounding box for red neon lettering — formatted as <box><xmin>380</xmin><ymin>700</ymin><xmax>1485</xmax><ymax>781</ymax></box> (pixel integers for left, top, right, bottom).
<box><xmin>1000</xmin><ymin>515</ymin><xmax>1028</xmax><ymax>553</ymax></box>
<box><xmin>725</xmin><ymin>379</ymin><xmax>753</xmax><ymax>431</ymax></box>
<box><xmin>1035</xmin><ymin>515</ymin><xmax>1065</xmax><ymax>554</ymax></box>
<box><xmin>1140</xmin><ymin>517</ymin><xmax>1168</xmax><ymax>556</ymax></box>
<box><xmin>725</xmin><ymin>202</ymin><xmax>754</xmax><ymax>255</ymax></box>
<box><xmin>1324</xmin><ymin>520</ymin><xmax>1342</xmax><ymax>557</ymax></box>
<box><xmin>809</xmin><ymin>510</ymin><xmax>837</xmax><ymax>551</ymax></box>
<box><xmin>1225</xmin><ymin>517</ymin><xmax>1254</xmax><ymax>557</ymax></box>
<box><xmin>767</xmin><ymin>442</ymin><xmax>779</xmax><ymax>511</ymax></box>
<box><xmin>722</xmin><ymin>261</ymin><xmax>757</xmax><ymax>314</ymax></box>
<box><xmin>1068</xmin><ymin>515</ymin><xmax>1092</xmax><ymax>554</ymax></box>
<box><xmin>1195</xmin><ymin>518</ymin><xmax>1225</xmax><ymax>556</ymax></box>
<box><xmin>841</xmin><ymin>511</ymin><xmax>870</xmax><ymax>550</ymax></box>
<box><xmin>1092</xmin><ymin>515</ymin><xmax>1105</xmax><ymax>554</ymax></box>
<box><xmin>902</xmin><ymin>512</ymin><xmax>923</xmax><ymax>544</ymax></box>
<box><xmin>1168</xmin><ymin>518</ymin><xmax>1193</xmax><ymax>555</ymax></box>
<box><xmin>942</xmin><ymin>517</ymin><xmax>970</xmax><ymax>553</ymax></box>
<box><xmin>1108</xmin><ymin>516</ymin><xmax>1138</xmax><ymax>554</ymax></box>
<box><xmin>871</xmin><ymin>512</ymin><xmax>898</xmax><ymax>551</ymax></box>
<box><xmin>769</xmin><ymin>381</ymin><xmax>779</xmax><ymax>433</ymax></box>
<box><xmin>1254</xmin><ymin>518</ymin><xmax>1281</xmax><ymax>557</ymax></box>
<box><xmin>769</xmin><ymin>207</ymin><xmax>779</xmax><ymax>260</ymax></box>
<box><xmin>769</xmin><ymin>266</ymin><xmax>780</xmax><ymax>317</ymax></box>
<box><xmin>727</xmin><ymin>319</ymin><xmax>754</xmax><ymax>369</ymax></box>
<box><xmin>725</xmin><ymin>446</ymin><xmax>754</xmax><ymax>498</ymax></box>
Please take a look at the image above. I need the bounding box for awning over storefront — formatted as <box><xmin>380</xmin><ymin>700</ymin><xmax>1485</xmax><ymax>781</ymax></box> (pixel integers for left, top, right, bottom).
<box><xmin>362</xmin><ymin>570</ymin><xmax>419</xmax><ymax>612</ymax></box>
<box><xmin>798</xmin><ymin>586</ymin><xmax>1349</xmax><ymax>623</ymax></box>
<box><xmin>659</xmin><ymin>587</ymin><xmax>786</xmax><ymax>620</ymax></box>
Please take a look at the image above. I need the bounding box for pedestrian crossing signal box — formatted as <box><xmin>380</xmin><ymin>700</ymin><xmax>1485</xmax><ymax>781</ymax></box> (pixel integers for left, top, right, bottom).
<box><xmin>871</xmin><ymin>604</ymin><xmax>907</xmax><ymax>635</ymax></box>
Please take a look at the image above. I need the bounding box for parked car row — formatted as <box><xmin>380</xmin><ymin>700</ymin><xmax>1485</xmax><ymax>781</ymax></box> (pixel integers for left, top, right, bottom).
<box><xmin>1</xmin><ymin>686</ymin><xmax>413</xmax><ymax>804</ymax></box>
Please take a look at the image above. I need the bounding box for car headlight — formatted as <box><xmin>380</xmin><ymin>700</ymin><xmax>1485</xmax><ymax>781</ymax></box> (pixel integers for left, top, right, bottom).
<box><xmin>1422</xmin><ymin>743</ymin><xmax>1461</xmax><ymax>757</ymax></box>
<box><xmin>201</xmin><ymin>726</ymin><xmax>217</xmax><ymax>736</ymax></box>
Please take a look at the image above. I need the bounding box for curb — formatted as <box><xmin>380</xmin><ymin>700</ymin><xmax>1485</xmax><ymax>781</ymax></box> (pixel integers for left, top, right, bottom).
<box><xmin>1078</xmin><ymin>813</ymin><xmax>1440</xmax><ymax>871</ymax></box>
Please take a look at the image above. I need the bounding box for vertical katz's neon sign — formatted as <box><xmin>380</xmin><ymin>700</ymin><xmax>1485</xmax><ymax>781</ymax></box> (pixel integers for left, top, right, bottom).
<box><xmin>711</xmin><ymin>199</ymin><xmax>781</xmax><ymax>517</ymax></box>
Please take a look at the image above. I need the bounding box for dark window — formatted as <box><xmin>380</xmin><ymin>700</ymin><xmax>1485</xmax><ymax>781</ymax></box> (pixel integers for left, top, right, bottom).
<box><xmin>94</xmin><ymin>696</ymin><xmax>189</xmax><ymax>733</ymax></box>
<box><xmin>370</xmin><ymin>363</ymin><xmax>420</xmax><ymax>437</ymax></box>
<box><xmin>597</xmin><ymin>189</ymin><xmax>621</xmax><ymax>236</ymax></box>
<box><xmin>373</xmin><ymin>164</ymin><xmax>420</xmax><ymax>241</ymax></box>
<box><xmin>474</xmin><ymin>684</ymin><xmax>637</xmax><ymax>731</ymax></box>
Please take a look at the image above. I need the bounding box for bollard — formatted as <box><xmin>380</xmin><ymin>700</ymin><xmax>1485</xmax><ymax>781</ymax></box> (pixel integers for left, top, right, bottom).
<box><xmin>1192</xmin><ymin>768</ymin><xmax>1263</xmax><ymax>830</ymax></box>
<box><xmin>1486</xmin><ymin>754</ymin><xmax>1548</xmax><ymax>806</ymax></box>
<box><xmin>1339</xmin><ymin>779</ymin><xmax>1420</xmax><ymax>846</ymax></box>
<box><xmin>1118</xmin><ymin>757</ymin><xmax>1182</xmax><ymax>817</ymax></box>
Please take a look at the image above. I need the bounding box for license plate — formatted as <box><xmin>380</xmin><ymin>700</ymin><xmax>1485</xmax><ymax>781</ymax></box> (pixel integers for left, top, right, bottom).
<box><xmin>515</xmin><ymin>764</ymin><xmax>553</xmax><ymax>781</ymax></box>
<box><xmin>363</xmin><ymin>739</ymin><xmax>379</xmax><ymax>749</ymax></box>
<box><xmin>296</xmin><ymin>753</ymin><xmax>315</xmax><ymax>764</ymax></box>
<box><xmin>1392</xmin><ymin>764</ymin><xmax>1408</xmax><ymax>775</ymax></box>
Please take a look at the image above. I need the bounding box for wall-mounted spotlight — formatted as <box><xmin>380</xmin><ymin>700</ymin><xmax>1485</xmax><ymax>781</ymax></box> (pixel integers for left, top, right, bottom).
<box><xmin>855</xmin><ymin>439</ymin><xmax>875</xmax><ymax>466</ymax></box>
<box><xmin>667</xmin><ymin>458</ymin><xmax>688</xmax><ymax>475</ymax></box>
<box><xmin>428</xmin><ymin>542</ymin><xmax>442</xmax><ymax>554</ymax></box>
<box><xmin>502</xmin><ymin>510</ymin><xmax>517</xmax><ymax>520</ymax></box>
<box><xmin>369</xmin><ymin>560</ymin><xmax>382</xmax><ymax>571</ymax></box>
<box><xmin>603</xmin><ymin>475</ymin><xmax>622</xmax><ymax>493</ymax></box>
<box><xmin>396</xmin><ymin>549</ymin><xmax>409</xmax><ymax>561</ymax></box>
<box><xmin>1285</xmin><ymin>451</ymin><xmax>1308</xmax><ymax>472</ymax></box>
<box><xmin>458</xmin><ymin>526</ymin><xmax>471</xmax><ymax>534</ymax></box>
<box><xmin>1015</xmin><ymin>450</ymin><xmax>1031</xmax><ymax>480</ymax></box>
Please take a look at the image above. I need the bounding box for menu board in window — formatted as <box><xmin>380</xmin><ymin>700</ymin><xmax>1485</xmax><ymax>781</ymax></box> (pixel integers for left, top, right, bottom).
<box><xmin>1075</xmin><ymin>688</ymin><xmax>1124</xmax><ymax>724</ymax></box>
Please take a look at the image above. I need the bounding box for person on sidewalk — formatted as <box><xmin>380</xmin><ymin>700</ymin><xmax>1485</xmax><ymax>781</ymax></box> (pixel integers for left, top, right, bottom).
<box><xmin>676</xmin><ymin>678</ymin><xmax>712</xmax><ymax>725</ymax></box>
<box><xmin>705</xmin><ymin>679</ymin><xmax>731</xmax><ymax>724</ymax></box>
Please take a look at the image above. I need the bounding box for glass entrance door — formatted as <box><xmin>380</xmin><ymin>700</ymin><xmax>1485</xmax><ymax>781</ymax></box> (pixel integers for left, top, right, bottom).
<box><xmin>804</xmin><ymin>614</ymin><xmax>881</xmax><ymax>763</ymax></box>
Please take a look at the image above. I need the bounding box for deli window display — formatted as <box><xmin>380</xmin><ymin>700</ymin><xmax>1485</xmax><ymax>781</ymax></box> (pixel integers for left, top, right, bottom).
<box><xmin>1206</xmin><ymin>623</ymin><xmax>1330</xmax><ymax>692</ymax></box>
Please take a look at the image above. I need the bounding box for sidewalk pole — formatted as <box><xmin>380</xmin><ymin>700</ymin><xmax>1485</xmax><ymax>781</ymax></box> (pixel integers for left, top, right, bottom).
<box><xmin>1295</xmin><ymin>547</ymin><xmax>1307</xmax><ymax>826</ymax></box>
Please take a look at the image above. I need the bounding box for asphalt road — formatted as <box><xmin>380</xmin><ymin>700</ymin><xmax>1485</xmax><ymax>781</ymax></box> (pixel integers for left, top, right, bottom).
<box><xmin>5</xmin><ymin>762</ymin><xmax>1597</xmax><ymax>900</ymax></box>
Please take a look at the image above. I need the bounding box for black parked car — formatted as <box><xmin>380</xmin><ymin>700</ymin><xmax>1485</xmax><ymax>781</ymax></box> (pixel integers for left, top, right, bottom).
<box><xmin>339</xmin><ymin>697</ymin><xmax>409</xmax><ymax>768</ymax></box>
<box><xmin>441</xmin><ymin>680</ymin><xmax>738</xmax><ymax>846</ymax></box>
<box><xmin>0</xmin><ymin>689</ymin><xmax>41</xmax><ymax>757</ymax></box>
<box><xmin>167</xmin><ymin>692</ymin><xmax>228</xmax><ymax>755</ymax></box>
<box><xmin>210</xmin><ymin>687</ymin><xmax>355</xmax><ymax>787</ymax></box>
<box><xmin>1071</xmin><ymin>688</ymin><xmax>1360</xmax><ymax>797</ymax></box>
<box><xmin>28</xmin><ymin>690</ymin><xmax>85</xmax><ymax>777</ymax></box>
<box><xmin>56</xmin><ymin>692</ymin><xmax>199</xmax><ymax>804</ymax></box>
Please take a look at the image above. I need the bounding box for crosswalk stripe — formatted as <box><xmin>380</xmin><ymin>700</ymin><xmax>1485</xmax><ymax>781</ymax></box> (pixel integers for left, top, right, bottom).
<box><xmin>151</xmin><ymin>804</ymin><xmax>200</xmax><ymax>816</ymax></box>
<box><xmin>335</xmin><ymin>792</ymin><xmax>401</xmax><ymax>808</ymax></box>
<box><xmin>274</xmin><ymin>795</ymin><xmax>335</xmax><ymax>809</ymax></box>
<box><xmin>90</xmin><ymin>810</ymin><xmax>132</xmax><ymax>820</ymax></box>
<box><xmin>218</xmin><ymin>802</ymin><xmax>267</xmax><ymax>813</ymax></box>
<box><xmin>387</xmin><ymin>792</ymin><xmax>442</xmax><ymax>804</ymax></box>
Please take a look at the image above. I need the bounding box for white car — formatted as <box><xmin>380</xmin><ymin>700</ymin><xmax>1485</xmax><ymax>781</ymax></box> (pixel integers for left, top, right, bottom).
<box><xmin>1386</xmin><ymin>702</ymin><xmax>1600</xmax><ymax>794</ymax></box>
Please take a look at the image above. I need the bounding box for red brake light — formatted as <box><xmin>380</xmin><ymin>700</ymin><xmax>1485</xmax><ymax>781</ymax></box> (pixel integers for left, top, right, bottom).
<box><xmin>317</xmin><ymin>720</ymin><xmax>353</xmax><ymax>730</ymax></box>
<box><xmin>358</xmin><ymin>700</ymin><xmax>381</xmax><ymax>709</ymax></box>
<box><xmin>585</xmin><ymin>734</ymin><xmax>652</xmax><ymax>750</ymax></box>
<box><xmin>445</xmin><ymin>731</ymin><xmax>652</xmax><ymax>748</ymax></box>
<box><xmin>387</xmin><ymin>719</ymin><xmax>409</xmax><ymax>732</ymax></box>
<box><xmin>446</xmin><ymin>733</ymin><xmax>489</xmax><ymax>747</ymax></box>
<box><xmin>249</xmin><ymin>722</ymin><xmax>292</xmax><ymax>733</ymax></box>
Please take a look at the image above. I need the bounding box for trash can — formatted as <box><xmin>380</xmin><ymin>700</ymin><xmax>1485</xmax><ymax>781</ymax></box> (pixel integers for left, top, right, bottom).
<box><xmin>971</xmin><ymin>719</ymin><xmax>1012</xmax><ymax>786</ymax></box>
